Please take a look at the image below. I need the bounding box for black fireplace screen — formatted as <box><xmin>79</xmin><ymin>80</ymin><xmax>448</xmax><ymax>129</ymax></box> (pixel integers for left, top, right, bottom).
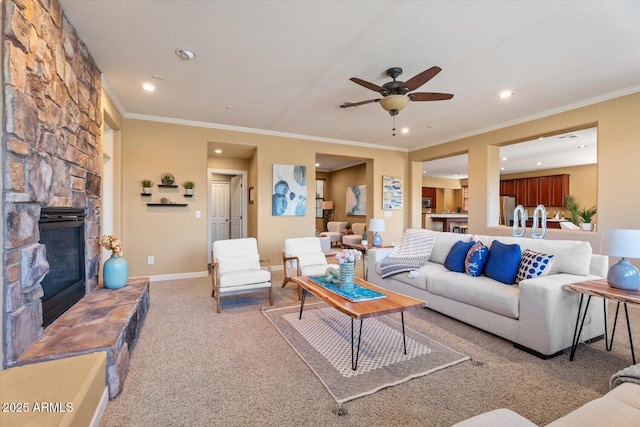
<box><xmin>39</xmin><ymin>208</ymin><xmax>86</xmax><ymax>327</ymax></box>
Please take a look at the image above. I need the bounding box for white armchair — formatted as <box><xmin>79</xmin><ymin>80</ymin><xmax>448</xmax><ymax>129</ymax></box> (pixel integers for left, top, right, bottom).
<box><xmin>282</xmin><ymin>237</ymin><xmax>330</xmax><ymax>299</ymax></box>
<box><xmin>211</xmin><ymin>238</ymin><xmax>272</xmax><ymax>313</ymax></box>
<box><xmin>319</xmin><ymin>221</ymin><xmax>348</xmax><ymax>247</ymax></box>
<box><xmin>342</xmin><ymin>222</ymin><xmax>366</xmax><ymax>247</ymax></box>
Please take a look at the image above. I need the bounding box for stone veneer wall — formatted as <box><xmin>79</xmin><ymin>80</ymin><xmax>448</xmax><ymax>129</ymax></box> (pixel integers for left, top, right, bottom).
<box><xmin>2</xmin><ymin>0</ymin><xmax>102</xmax><ymax>366</ymax></box>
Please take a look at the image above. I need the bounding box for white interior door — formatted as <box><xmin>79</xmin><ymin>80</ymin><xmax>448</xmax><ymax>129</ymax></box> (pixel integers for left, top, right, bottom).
<box><xmin>230</xmin><ymin>175</ymin><xmax>243</xmax><ymax>239</ymax></box>
<box><xmin>210</xmin><ymin>181</ymin><xmax>230</xmax><ymax>247</ymax></box>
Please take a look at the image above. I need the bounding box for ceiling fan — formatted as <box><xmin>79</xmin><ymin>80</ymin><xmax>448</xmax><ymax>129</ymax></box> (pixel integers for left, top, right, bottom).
<box><xmin>340</xmin><ymin>66</ymin><xmax>454</xmax><ymax>116</ymax></box>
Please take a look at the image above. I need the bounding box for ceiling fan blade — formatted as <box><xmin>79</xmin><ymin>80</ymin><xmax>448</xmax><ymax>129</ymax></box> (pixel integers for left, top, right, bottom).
<box><xmin>400</xmin><ymin>66</ymin><xmax>442</xmax><ymax>92</ymax></box>
<box><xmin>350</xmin><ymin>77</ymin><xmax>385</xmax><ymax>93</ymax></box>
<box><xmin>340</xmin><ymin>99</ymin><xmax>381</xmax><ymax>108</ymax></box>
<box><xmin>409</xmin><ymin>92</ymin><xmax>454</xmax><ymax>101</ymax></box>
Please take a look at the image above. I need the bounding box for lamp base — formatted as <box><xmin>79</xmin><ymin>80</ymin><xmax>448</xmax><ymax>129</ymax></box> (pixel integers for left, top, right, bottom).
<box><xmin>372</xmin><ymin>232</ymin><xmax>382</xmax><ymax>247</ymax></box>
<box><xmin>607</xmin><ymin>258</ymin><xmax>640</xmax><ymax>291</ymax></box>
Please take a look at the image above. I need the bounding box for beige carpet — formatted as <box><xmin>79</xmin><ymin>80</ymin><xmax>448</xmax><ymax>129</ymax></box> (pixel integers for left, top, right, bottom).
<box><xmin>100</xmin><ymin>269</ymin><xmax>640</xmax><ymax>426</ymax></box>
<box><xmin>263</xmin><ymin>302</ymin><xmax>469</xmax><ymax>403</ymax></box>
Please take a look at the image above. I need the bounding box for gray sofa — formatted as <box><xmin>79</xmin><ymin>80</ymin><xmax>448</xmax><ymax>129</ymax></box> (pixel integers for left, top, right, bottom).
<box><xmin>367</xmin><ymin>231</ymin><xmax>607</xmax><ymax>357</ymax></box>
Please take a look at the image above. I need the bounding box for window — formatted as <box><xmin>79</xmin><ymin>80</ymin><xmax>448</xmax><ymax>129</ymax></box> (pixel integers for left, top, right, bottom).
<box><xmin>462</xmin><ymin>185</ymin><xmax>469</xmax><ymax>212</ymax></box>
<box><xmin>315</xmin><ymin>179</ymin><xmax>325</xmax><ymax>218</ymax></box>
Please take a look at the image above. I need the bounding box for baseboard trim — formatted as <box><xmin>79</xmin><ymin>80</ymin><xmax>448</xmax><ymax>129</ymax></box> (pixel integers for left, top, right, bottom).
<box><xmin>147</xmin><ymin>271</ymin><xmax>209</xmax><ymax>282</ymax></box>
<box><xmin>88</xmin><ymin>387</ymin><xmax>109</xmax><ymax>427</ymax></box>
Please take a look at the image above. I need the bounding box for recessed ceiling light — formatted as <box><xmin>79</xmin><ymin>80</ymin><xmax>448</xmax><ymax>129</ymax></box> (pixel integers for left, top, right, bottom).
<box><xmin>401</xmin><ymin>128</ymin><xmax>409</xmax><ymax>134</ymax></box>
<box><xmin>536</xmin><ymin>161</ymin><xmax>542</xmax><ymax>166</ymax></box>
<box><xmin>500</xmin><ymin>167</ymin><xmax>505</xmax><ymax>171</ymax></box>
<box><xmin>501</xmin><ymin>156</ymin><xmax>508</xmax><ymax>161</ymax></box>
<box><xmin>214</xmin><ymin>149</ymin><xmax>222</xmax><ymax>154</ymax></box>
<box><xmin>175</xmin><ymin>48</ymin><xmax>196</xmax><ymax>60</ymax></box>
<box><xmin>422</xmin><ymin>171</ymin><xmax>426</xmax><ymax>174</ymax></box>
<box><xmin>498</xmin><ymin>90</ymin><xmax>513</xmax><ymax>99</ymax></box>
<box><xmin>142</xmin><ymin>83</ymin><xmax>155</xmax><ymax>92</ymax></box>
<box><xmin>577</xmin><ymin>145</ymin><xmax>588</xmax><ymax>149</ymax></box>
<box><xmin>315</xmin><ymin>163</ymin><xmax>320</xmax><ymax>167</ymax></box>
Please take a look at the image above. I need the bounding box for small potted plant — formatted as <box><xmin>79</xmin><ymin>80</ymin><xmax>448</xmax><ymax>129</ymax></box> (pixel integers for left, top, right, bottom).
<box><xmin>183</xmin><ymin>181</ymin><xmax>195</xmax><ymax>195</ymax></box>
<box><xmin>578</xmin><ymin>206</ymin><xmax>597</xmax><ymax>231</ymax></box>
<box><xmin>141</xmin><ymin>179</ymin><xmax>153</xmax><ymax>194</ymax></box>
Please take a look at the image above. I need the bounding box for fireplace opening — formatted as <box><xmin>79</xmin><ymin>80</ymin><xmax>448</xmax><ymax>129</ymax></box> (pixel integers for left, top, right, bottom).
<box><xmin>39</xmin><ymin>208</ymin><xmax>86</xmax><ymax>327</ymax></box>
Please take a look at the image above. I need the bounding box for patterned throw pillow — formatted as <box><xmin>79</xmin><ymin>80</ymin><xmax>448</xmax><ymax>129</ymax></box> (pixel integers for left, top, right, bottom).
<box><xmin>465</xmin><ymin>241</ymin><xmax>489</xmax><ymax>277</ymax></box>
<box><xmin>484</xmin><ymin>240</ymin><xmax>522</xmax><ymax>284</ymax></box>
<box><xmin>516</xmin><ymin>249</ymin><xmax>555</xmax><ymax>284</ymax></box>
<box><xmin>444</xmin><ymin>240</ymin><xmax>476</xmax><ymax>273</ymax></box>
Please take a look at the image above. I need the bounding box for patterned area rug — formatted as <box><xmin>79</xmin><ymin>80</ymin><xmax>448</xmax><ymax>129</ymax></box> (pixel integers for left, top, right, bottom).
<box><xmin>263</xmin><ymin>303</ymin><xmax>469</xmax><ymax>403</ymax></box>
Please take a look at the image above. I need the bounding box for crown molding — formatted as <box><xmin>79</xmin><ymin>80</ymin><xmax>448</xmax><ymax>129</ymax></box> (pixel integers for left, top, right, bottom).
<box><xmin>100</xmin><ymin>75</ymin><xmax>127</xmax><ymax>118</ymax></box>
<box><xmin>409</xmin><ymin>85</ymin><xmax>640</xmax><ymax>152</ymax></box>
<box><xmin>124</xmin><ymin>113</ymin><xmax>408</xmax><ymax>152</ymax></box>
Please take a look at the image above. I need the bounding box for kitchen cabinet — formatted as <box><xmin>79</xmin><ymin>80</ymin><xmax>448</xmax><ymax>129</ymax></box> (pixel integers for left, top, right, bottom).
<box><xmin>421</xmin><ymin>187</ymin><xmax>437</xmax><ymax>207</ymax></box>
<box><xmin>501</xmin><ymin>174</ymin><xmax>569</xmax><ymax>207</ymax></box>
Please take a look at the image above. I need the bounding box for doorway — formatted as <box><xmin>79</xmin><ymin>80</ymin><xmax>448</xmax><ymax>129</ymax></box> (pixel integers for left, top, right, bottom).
<box><xmin>207</xmin><ymin>168</ymin><xmax>248</xmax><ymax>260</ymax></box>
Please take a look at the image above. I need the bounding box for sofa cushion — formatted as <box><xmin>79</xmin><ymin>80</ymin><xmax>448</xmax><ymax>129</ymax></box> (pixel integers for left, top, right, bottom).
<box><xmin>473</xmin><ymin>235</ymin><xmax>592</xmax><ymax>276</ymax></box>
<box><xmin>391</xmin><ymin>262</ymin><xmax>449</xmax><ymax>291</ymax></box>
<box><xmin>484</xmin><ymin>240</ymin><xmax>522</xmax><ymax>285</ymax></box>
<box><xmin>465</xmin><ymin>241</ymin><xmax>489</xmax><ymax>277</ymax></box>
<box><xmin>429</xmin><ymin>232</ymin><xmax>474</xmax><ymax>264</ymax></box>
<box><xmin>427</xmin><ymin>272</ymin><xmax>520</xmax><ymax>319</ymax></box>
<box><xmin>515</xmin><ymin>249</ymin><xmax>554</xmax><ymax>284</ymax></box>
<box><xmin>445</xmin><ymin>240</ymin><xmax>476</xmax><ymax>273</ymax></box>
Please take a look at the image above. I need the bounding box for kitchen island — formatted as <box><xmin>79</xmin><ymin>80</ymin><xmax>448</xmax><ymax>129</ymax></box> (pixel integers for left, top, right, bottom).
<box><xmin>423</xmin><ymin>213</ymin><xmax>468</xmax><ymax>232</ymax></box>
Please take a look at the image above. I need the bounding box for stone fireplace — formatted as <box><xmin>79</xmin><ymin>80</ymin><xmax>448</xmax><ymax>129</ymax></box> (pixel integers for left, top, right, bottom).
<box><xmin>2</xmin><ymin>0</ymin><xmax>102</xmax><ymax>366</ymax></box>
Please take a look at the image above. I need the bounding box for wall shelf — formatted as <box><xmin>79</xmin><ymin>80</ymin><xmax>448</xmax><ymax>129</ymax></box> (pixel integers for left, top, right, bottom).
<box><xmin>158</xmin><ymin>184</ymin><xmax>178</xmax><ymax>188</ymax></box>
<box><xmin>146</xmin><ymin>203</ymin><xmax>188</xmax><ymax>207</ymax></box>
<box><xmin>141</xmin><ymin>193</ymin><xmax>152</xmax><ymax>196</ymax></box>
<box><xmin>184</xmin><ymin>194</ymin><xmax>193</xmax><ymax>198</ymax></box>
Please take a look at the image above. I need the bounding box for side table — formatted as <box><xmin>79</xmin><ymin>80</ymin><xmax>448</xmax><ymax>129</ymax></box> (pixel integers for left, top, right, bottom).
<box><xmin>342</xmin><ymin>243</ymin><xmax>392</xmax><ymax>280</ymax></box>
<box><xmin>565</xmin><ymin>279</ymin><xmax>640</xmax><ymax>363</ymax></box>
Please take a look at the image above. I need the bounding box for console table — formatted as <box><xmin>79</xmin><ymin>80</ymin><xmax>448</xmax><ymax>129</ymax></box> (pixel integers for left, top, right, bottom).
<box><xmin>565</xmin><ymin>279</ymin><xmax>640</xmax><ymax>363</ymax></box>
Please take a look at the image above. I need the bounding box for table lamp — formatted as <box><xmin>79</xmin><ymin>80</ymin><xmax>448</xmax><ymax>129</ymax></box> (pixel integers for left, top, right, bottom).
<box><xmin>601</xmin><ymin>229</ymin><xmax>640</xmax><ymax>291</ymax></box>
<box><xmin>321</xmin><ymin>201</ymin><xmax>334</xmax><ymax>228</ymax></box>
<box><xmin>369</xmin><ymin>218</ymin><xmax>385</xmax><ymax>247</ymax></box>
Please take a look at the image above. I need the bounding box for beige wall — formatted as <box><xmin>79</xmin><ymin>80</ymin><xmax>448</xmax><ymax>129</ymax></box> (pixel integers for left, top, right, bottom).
<box><xmin>122</xmin><ymin>118</ymin><xmax>407</xmax><ymax>275</ymax></box>
<box><xmin>329</xmin><ymin>163</ymin><xmax>367</xmax><ymax>225</ymax></box>
<box><xmin>409</xmin><ymin>92</ymin><xmax>640</xmax><ymax>254</ymax></box>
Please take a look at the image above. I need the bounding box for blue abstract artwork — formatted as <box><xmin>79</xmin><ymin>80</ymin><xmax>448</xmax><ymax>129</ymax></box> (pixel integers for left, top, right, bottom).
<box><xmin>382</xmin><ymin>175</ymin><xmax>403</xmax><ymax>210</ymax></box>
<box><xmin>346</xmin><ymin>185</ymin><xmax>366</xmax><ymax>216</ymax></box>
<box><xmin>272</xmin><ymin>164</ymin><xmax>307</xmax><ymax>216</ymax></box>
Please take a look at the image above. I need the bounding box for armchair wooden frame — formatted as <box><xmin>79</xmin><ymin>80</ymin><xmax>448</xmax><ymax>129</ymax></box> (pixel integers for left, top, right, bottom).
<box><xmin>281</xmin><ymin>252</ymin><xmax>302</xmax><ymax>300</ymax></box>
<box><xmin>211</xmin><ymin>258</ymin><xmax>273</xmax><ymax>313</ymax></box>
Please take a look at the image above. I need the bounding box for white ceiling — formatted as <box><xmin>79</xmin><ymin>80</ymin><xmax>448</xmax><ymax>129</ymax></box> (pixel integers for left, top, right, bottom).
<box><xmin>61</xmin><ymin>1</ymin><xmax>639</xmax><ymax>161</ymax></box>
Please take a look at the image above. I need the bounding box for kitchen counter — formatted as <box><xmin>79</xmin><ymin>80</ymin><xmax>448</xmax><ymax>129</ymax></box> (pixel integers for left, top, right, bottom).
<box><xmin>423</xmin><ymin>213</ymin><xmax>468</xmax><ymax>232</ymax></box>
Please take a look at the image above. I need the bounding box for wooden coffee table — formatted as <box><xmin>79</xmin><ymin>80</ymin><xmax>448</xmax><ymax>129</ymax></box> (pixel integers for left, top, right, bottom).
<box><xmin>292</xmin><ymin>275</ymin><xmax>426</xmax><ymax>370</ymax></box>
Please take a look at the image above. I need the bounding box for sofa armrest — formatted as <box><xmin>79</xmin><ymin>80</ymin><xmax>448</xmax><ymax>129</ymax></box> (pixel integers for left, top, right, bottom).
<box><xmin>518</xmin><ymin>273</ymin><xmax>605</xmax><ymax>355</ymax></box>
<box><xmin>589</xmin><ymin>254</ymin><xmax>608</xmax><ymax>277</ymax></box>
<box><xmin>367</xmin><ymin>248</ymin><xmax>393</xmax><ymax>281</ymax></box>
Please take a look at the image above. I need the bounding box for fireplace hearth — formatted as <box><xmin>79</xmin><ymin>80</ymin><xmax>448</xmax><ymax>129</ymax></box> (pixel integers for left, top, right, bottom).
<box><xmin>39</xmin><ymin>208</ymin><xmax>86</xmax><ymax>327</ymax></box>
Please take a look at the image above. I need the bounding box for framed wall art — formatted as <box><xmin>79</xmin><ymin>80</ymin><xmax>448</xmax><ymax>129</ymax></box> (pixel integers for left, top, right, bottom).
<box><xmin>272</xmin><ymin>164</ymin><xmax>307</xmax><ymax>216</ymax></box>
<box><xmin>382</xmin><ymin>175</ymin><xmax>403</xmax><ymax>209</ymax></box>
<box><xmin>346</xmin><ymin>185</ymin><xmax>366</xmax><ymax>215</ymax></box>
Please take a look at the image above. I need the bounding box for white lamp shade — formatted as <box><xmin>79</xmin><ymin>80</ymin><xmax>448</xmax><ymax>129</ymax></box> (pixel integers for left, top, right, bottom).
<box><xmin>368</xmin><ymin>218</ymin><xmax>385</xmax><ymax>233</ymax></box>
<box><xmin>601</xmin><ymin>229</ymin><xmax>640</xmax><ymax>259</ymax></box>
<box><xmin>321</xmin><ymin>201</ymin><xmax>334</xmax><ymax>210</ymax></box>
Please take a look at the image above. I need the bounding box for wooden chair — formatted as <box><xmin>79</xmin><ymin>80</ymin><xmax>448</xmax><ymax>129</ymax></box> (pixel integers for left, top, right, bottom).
<box><xmin>211</xmin><ymin>238</ymin><xmax>272</xmax><ymax>313</ymax></box>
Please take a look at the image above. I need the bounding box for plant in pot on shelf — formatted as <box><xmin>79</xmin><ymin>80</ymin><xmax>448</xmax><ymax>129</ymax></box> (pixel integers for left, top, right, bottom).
<box><xmin>141</xmin><ymin>179</ymin><xmax>153</xmax><ymax>194</ymax></box>
<box><xmin>183</xmin><ymin>181</ymin><xmax>195</xmax><ymax>195</ymax></box>
<box><xmin>578</xmin><ymin>206</ymin><xmax>597</xmax><ymax>231</ymax></box>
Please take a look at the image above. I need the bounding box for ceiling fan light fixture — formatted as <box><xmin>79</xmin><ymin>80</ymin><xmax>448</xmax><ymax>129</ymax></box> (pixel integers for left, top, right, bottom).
<box><xmin>380</xmin><ymin>94</ymin><xmax>410</xmax><ymax>115</ymax></box>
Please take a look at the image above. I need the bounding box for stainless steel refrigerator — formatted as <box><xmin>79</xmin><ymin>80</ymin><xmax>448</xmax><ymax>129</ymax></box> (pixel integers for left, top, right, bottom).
<box><xmin>499</xmin><ymin>196</ymin><xmax>516</xmax><ymax>225</ymax></box>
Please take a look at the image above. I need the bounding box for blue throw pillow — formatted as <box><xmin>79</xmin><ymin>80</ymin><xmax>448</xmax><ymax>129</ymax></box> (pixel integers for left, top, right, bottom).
<box><xmin>484</xmin><ymin>240</ymin><xmax>522</xmax><ymax>284</ymax></box>
<box><xmin>465</xmin><ymin>241</ymin><xmax>489</xmax><ymax>277</ymax></box>
<box><xmin>444</xmin><ymin>240</ymin><xmax>476</xmax><ymax>273</ymax></box>
<box><xmin>516</xmin><ymin>249</ymin><xmax>555</xmax><ymax>284</ymax></box>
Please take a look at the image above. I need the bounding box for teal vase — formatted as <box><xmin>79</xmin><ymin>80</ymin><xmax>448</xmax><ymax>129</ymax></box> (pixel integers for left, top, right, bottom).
<box><xmin>339</xmin><ymin>261</ymin><xmax>355</xmax><ymax>290</ymax></box>
<box><xmin>103</xmin><ymin>253</ymin><xmax>128</xmax><ymax>289</ymax></box>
